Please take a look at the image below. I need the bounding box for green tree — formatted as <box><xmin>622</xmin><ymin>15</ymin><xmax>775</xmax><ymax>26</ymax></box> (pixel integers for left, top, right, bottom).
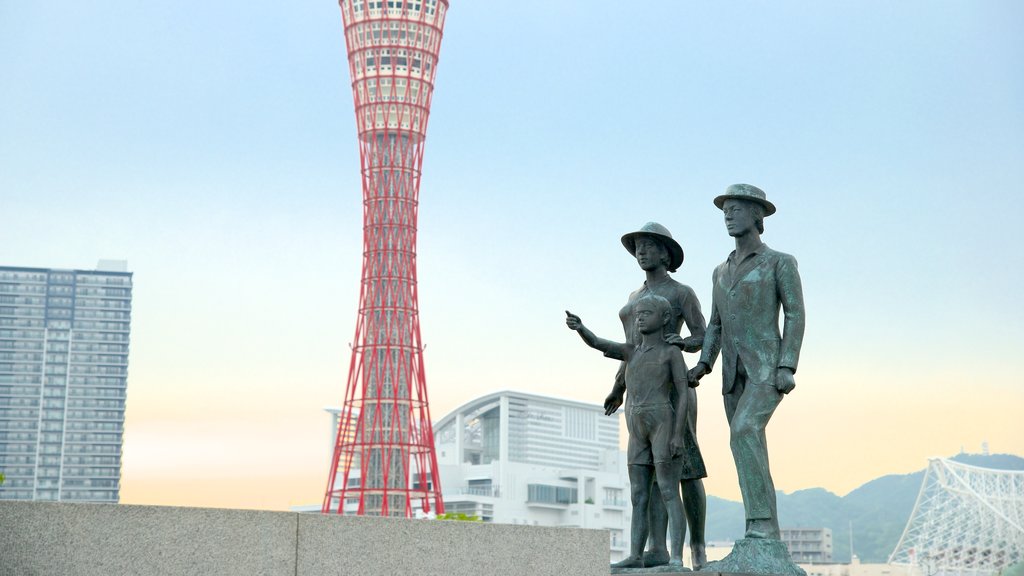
<box><xmin>436</xmin><ymin>512</ymin><xmax>481</xmax><ymax>522</ymax></box>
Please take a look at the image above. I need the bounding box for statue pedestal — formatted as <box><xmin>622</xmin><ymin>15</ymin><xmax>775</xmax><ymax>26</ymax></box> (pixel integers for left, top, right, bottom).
<box><xmin>698</xmin><ymin>538</ymin><xmax>806</xmax><ymax>576</ymax></box>
<box><xmin>611</xmin><ymin>564</ymin><xmax>692</xmax><ymax>574</ymax></box>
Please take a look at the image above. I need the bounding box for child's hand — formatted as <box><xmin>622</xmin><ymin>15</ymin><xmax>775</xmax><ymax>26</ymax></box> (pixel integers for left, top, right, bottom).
<box><xmin>565</xmin><ymin>310</ymin><xmax>583</xmax><ymax>331</ymax></box>
<box><xmin>670</xmin><ymin>434</ymin><xmax>685</xmax><ymax>457</ymax></box>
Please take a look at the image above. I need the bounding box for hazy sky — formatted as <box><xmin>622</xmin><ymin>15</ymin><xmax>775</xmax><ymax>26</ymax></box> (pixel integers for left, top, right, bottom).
<box><xmin>3</xmin><ymin>1</ymin><xmax>1022</xmax><ymax>511</ymax></box>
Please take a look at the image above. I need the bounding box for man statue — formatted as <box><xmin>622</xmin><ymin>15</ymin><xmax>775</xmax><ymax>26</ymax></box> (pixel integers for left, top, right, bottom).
<box><xmin>688</xmin><ymin>184</ymin><xmax>805</xmax><ymax>540</ymax></box>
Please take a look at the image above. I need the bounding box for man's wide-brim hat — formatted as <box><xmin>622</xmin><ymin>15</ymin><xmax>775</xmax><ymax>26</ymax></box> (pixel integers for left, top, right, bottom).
<box><xmin>621</xmin><ymin>222</ymin><xmax>684</xmax><ymax>273</ymax></box>
<box><xmin>713</xmin><ymin>183</ymin><xmax>777</xmax><ymax>216</ymax></box>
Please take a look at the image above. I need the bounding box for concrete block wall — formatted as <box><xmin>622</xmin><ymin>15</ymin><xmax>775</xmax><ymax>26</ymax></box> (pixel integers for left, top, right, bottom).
<box><xmin>0</xmin><ymin>501</ymin><xmax>608</xmax><ymax>576</ymax></box>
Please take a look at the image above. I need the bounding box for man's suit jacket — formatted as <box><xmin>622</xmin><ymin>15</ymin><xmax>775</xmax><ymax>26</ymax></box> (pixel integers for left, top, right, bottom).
<box><xmin>699</xmin><ymin>243</ymin><xmax>805</xmax><ymax>394</ymax></box>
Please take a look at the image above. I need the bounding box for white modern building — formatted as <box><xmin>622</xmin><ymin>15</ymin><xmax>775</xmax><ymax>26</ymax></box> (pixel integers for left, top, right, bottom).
<box><xmin>320</xmin><ymin>390</ymin><xmax>633</xmax><ymax>561</ymax></box>
<box><xmin>0</xmin><ymin>261</ymin><xmax>132</xmax><ymax>502</ymax></box>
<box><xmin>436</xmin><ymin>391</ymin><xmax>633</xmax><ymax>561</ymax></box>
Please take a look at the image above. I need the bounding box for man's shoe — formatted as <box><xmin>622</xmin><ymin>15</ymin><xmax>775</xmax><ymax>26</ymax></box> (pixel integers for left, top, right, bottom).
<box><xmin>745</xmin><ymin>519</ymin><xmax>778</xmax><ymax>540</ymax></box>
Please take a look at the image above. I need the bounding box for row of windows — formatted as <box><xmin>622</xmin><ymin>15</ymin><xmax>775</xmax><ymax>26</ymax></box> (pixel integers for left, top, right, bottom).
<box><xmin>75</xmin><ymin>299</ymin><xmax>131</xmax><ymax>310</ymax></box>
<box><xmin>1</xmin><ymin>466</ymin><xmax>34</xmax><ymax>476</ymax></box>
<box><xmin>0</xmin><ymin>340</ymin><xmax>44</xmax><ymax>351</ymax></box>
<box><xmin>69</xmin><ymin>354</ymin><xmax>128</xmax><ymax>365</ymax></box>
<box><xmin>357</xmin><ymin>76</ymin><xmax>431</xmax><ymax>104</ymax></box>
<box><xmin>68</xmin><ymin>409</ymin><xmax>124</xmax><ymax>420</ymax></box>
<box><xmin>0</xmin><ymin>329</ymin><xmax>44</xmax><ymax>340</ymax></box>
<box><xmin>0</xmin><ymin>408</ymin><xmax>39</xmax><ymax>419</ymax></box>
<box><xmin>0</xmin><ymin>270</ymin><xmax>124</xmax><ymax>288</ymax></box>
<box><xmin>0</xmin><ymin>307</ymin><xmax>45</xmax><ymax>318</ymax></box>
<box><xmin>62</xmin><ymin>467</ymin><xmax>120</xmax><ymax>478</ymax></box>
<box><xmin>69</xmin><ymin>365</ymin><xmax>127</xmax><ymax>376</ymax></box>
<box><xmin>73</xmin><ymin>332</ymin><xmax>130</xmax><ymax>343</ymax></box>
<box><xmin>350</xmin><ymin>21</ymin><xmax>437</xmax><ymax>50</ymax></box>
<box><xmin>0</xmin><ymin>295</ymin><xmax>44</xmax><ymax>306</ymax></box>
<box><xmin>0</xmin><ymin>283</ymin><xmax>47</xmax><ymax>295</ymax></box>
<box><xmin>358</xmin><ymin>107</ymin><xmax>426</xmax><ymax>131</ymax></box>
<box><xmin>68</xmin><ymin>388</ymin><xmax>126</xmax><ymax>399</ymax></box>
<box><xmin>67</xmin><ymin>421</ymin><xmax>123</xmax><ymax>432</ymax></box>
<box><xmin>61</xmin><ymin>490</ymin><xmax>119</xmax><ymax>500</ymax></box>
<box><xmin>75</xmin><ymin>276</ymin><xmax>131</xmax><ymax>287</ymax></box>
<box><xmin>348</xmin><ymin>0</ymin><xmax>441</xmax><ymax>17</ymax></box>
<box><xmin>1</xmin><ymin>318</ymin><xmax>44</xmax><ymax>329</ymax></box>
<box><xmin>69</xmin><ymin>378</ymin><xmax>127</xmax><ymax>388</ymax></box>
<box><xmin>0</xmin><ymin>352</ymin><xmax>43</xmax><ymax>362</ymax></box>
<box><xmin>0</xmin><ymin>443</ymin><xmax>37</xmax><ymax>453</ymax></box>
<box><xmin>38</xmin><ymin>295</ymin><xmax>128</xmax><ymax>311</ymax></box>
<box><xmin>71</xmin><ymin>342</ymin><xmax>128</xmax><ymax>353</ymax></box>
<box><xmin>63</xmin><ymin>444</ymin><xmax>120</xmax><ymax>454</ymax></box>
<box><xmin>355</xmin><ymin>55</ymin><xmax>434</xmax><ymax>78</ymax></box>
<box><xmin>527</xmin><ymin>484</ymin><xmax>578</xmax><ymax>505</ymax></box>
<box><xmin>0</xmin><ymin>397</ymin><xmax>39</xmax><ymax>408</ymax></box>
<box><xmin>0</xmin><ymin>385</ymin><xmax>42</xmax><ymax>395</ymax></box>
<box><xmin>0</xmin><ymin>421</ymin><xmax>37</xmax><ymax>431</ymax></box>
<box><xmin>0</xmin><ymin>363</ymin><xmax>44</xmax><ymax>374</ymax></box>
<box><xmin>65</xmin><ymin>433</ymin><xmax>122</xmax><ymax>443</ymax></box>
<box><xmin>65</xmin><ymin>455</ymin><xmax>120</xmax><ymax>466</ymax></box>
<box><xmin>0</xmin><ymin>272</ymin><xmax>47</xmax><ymax>282</ymax></box>
<box><xmin>16</xmin><ymin>407</ymin><xmax>122</xmax><ymax>423</ymax></box>
<box><xmin>67</xmin><ymin>398</ymin><xmax>125</xmax><ymax>410</ymax></box>
<box><xmin>61</xmin><ymin>478</ymin><xmax>119</xmax><ymax>488</ymax></box>
<box><xmin>74</xmin><ymin>287</ymin><xmax>130</xmax><ymax>298</ymax></box>
<box><xmin>76</xmin><ymin>309</ymin><xmax>131</xmax><ymax>320</ymax></box>
<box><xmin>70</xmin><ymin>321</ymin><xmax>129</xmax><ymax>332</ymax></box>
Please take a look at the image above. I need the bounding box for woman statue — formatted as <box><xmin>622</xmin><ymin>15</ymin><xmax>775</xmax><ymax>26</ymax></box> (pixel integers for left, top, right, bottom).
<box><xmin>605</xmin><ymin>222</ymin><xmax>708</xmax><ymax>570</ymax></box>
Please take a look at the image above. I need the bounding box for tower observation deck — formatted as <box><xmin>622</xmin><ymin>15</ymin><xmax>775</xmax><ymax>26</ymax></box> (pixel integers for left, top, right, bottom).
<box><xmin>322</xmin><ymin>0</ymin><xmax>449</xmax><ymax>517</ymax></box>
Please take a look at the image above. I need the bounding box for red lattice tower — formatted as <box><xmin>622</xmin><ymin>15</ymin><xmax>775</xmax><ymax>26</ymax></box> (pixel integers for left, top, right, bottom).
<box><xmin>322</xmin><ymin>0</ymin><xmax>449</xmax><ymax>517</ymax></box>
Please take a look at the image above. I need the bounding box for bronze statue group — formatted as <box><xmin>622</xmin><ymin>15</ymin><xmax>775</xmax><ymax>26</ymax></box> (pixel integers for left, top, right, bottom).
<box><xmin>566</xmin><ymin>184</ymin><xmax>806</xmax><ymax>572</ymax></box>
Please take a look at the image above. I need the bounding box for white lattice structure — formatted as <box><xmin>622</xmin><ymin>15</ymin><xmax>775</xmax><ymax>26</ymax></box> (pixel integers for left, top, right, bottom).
<box><xmin>889</xmin><ymin>458</ymin><xmax>1024</xmax><ymax>576</ymax></box>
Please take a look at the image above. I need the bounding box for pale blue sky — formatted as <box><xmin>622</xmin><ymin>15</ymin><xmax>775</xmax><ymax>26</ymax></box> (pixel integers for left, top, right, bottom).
<box><xmin>2</xmin><ymin>1</ymin><xmax>1022</xmax><ymax>509</ymax></box>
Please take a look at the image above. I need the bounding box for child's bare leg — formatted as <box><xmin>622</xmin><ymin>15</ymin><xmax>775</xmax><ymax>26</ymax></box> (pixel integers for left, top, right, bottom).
<box><xmin>643</xmin><ymin>480</ymin><xmax>669</xmax><ymax>566</ymax></box>
<box><xmin>654</xmin><ymin>461</ymin><xmax>685</xmax><ymax>565</ymax></box>
<box><xmin>612</xmin><ymin>464</ymin><xmax>654</xmax><ymax>569</ymax></box>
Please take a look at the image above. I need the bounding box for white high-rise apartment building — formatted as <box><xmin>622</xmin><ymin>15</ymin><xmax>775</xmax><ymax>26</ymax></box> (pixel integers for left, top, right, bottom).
<box><xmin>0</xmin><ymin>261</ymin><xmax>132</xmax><ymax>502</ymax></box>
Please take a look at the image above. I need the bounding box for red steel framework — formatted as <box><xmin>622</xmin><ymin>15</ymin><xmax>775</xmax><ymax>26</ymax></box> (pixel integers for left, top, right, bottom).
<box><xmin>322</xmin><ymin>0</ymin><xmax>449</xmax><ymax>517</ymax></box>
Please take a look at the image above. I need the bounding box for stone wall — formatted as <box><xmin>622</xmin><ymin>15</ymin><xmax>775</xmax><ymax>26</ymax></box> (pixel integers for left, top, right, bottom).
<box><xmin>0</xmin><ymin>501</ymin><xmax>608</xmax><ymax>576</ymax></box>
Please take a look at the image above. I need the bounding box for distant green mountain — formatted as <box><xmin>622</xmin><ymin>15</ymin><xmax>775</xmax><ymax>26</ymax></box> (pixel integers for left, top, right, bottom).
<box><xmin>704</xmin><ymin>452</ymin><xmax>1024</xmax><ymax>563</ymax></box>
